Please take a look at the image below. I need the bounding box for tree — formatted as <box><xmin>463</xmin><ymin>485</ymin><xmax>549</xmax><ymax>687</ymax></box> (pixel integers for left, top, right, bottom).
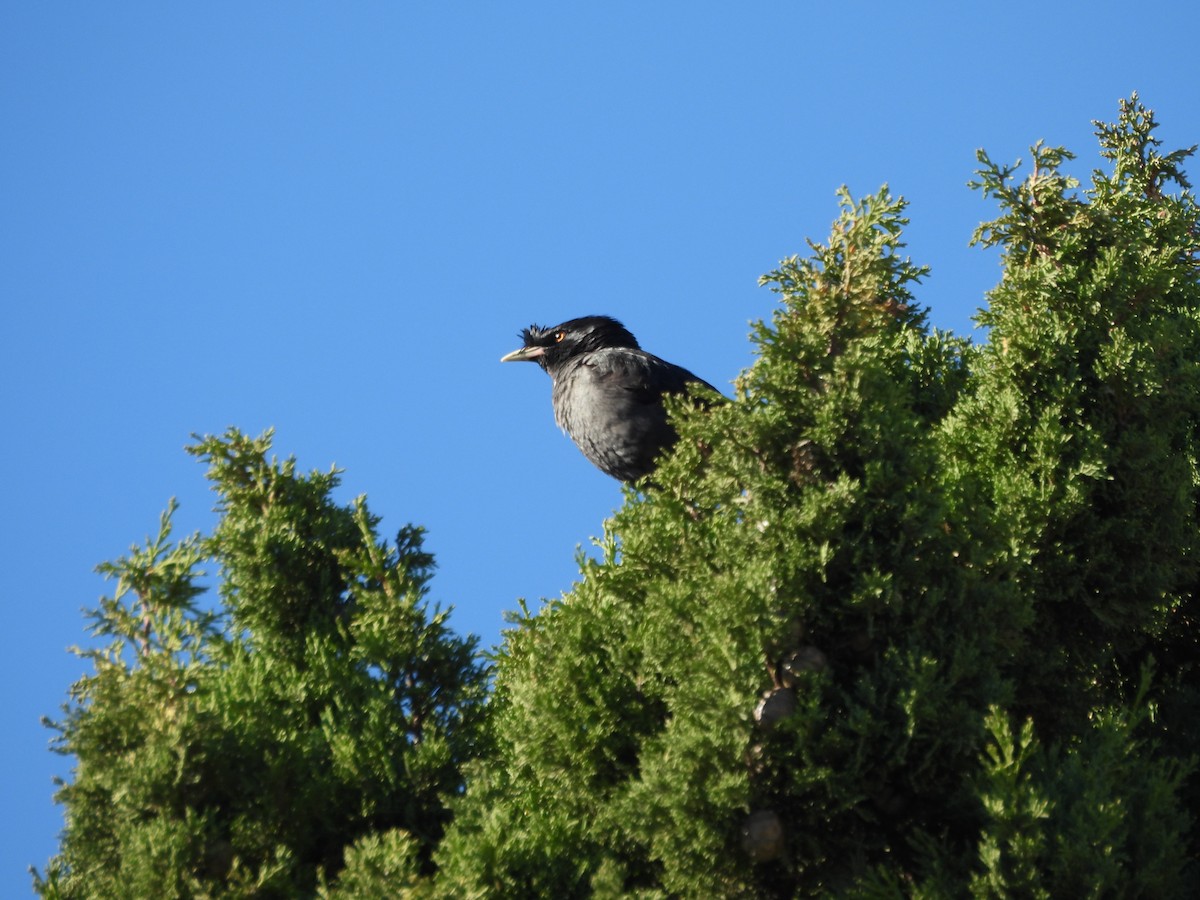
<box><xmin>34</xmin><ymin>429</ymin><xmax>488</xmax><ymax>898</ymax></box>
<box><xmin>433</xmin><ymin>95</ymin><xmax>1198</xmax><ymax>897</ymax></box>
<box><xmin>39</xmin><ymin>96</ymin><xmax>1200</xmax><ymax>898</ymax></box>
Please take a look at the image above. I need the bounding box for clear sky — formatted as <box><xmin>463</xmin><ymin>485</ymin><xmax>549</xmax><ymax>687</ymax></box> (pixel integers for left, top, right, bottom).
<box><xmin>3</xmin><ymin>2</ymin><xmax>1197</xmax><ymax>892</ymax></box>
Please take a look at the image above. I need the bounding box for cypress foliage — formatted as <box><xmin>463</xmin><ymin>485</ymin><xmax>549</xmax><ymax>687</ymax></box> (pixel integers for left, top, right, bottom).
<box><xmin>435</xmin><ymin>96</ymin><xmax>1198</xmax><ymax>897</ymax></box>
<box><xmin>35</xmin><ymin>429</ymin><xmax>488</xmax><ymax>898</ymax></box>
<box><xmin>38</xmin><ymin>96</ymin><xmax>1199</xmax><ymax>897</ymax></box>
<box><xmin>436</xmin><ymin>185</ymin><xmax>1007</xmax><ymax>898</ymax></box>
<box><xmin>942</xmin><ymin>93</ymin><xmax>1200</xmax><ymax>895</ymax></box>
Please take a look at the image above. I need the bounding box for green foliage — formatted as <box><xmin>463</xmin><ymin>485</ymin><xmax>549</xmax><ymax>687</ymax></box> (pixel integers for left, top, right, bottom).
<box><xmin>35</xmin><ymin>429</ymin><xmax>486</xmax><ymax>898</ymax></box>
<box><xmin>39</xmin><ymin>96</ymin><xmax>1200</xmax><ymax>897</ymax></box>
<box><xmin>970</xmin><ymin>683</ymin><xmax>1191</xmax><ymax>899</ymax></box>
<box><xmin>317</xmin><ymin>829</ymin><xmax>430</xmax><ymax>899</ymax></box>
<box><xmin>949</xmin><ymin>93</ymin><xmax>1200</xmax><ymax>749</ymax></box>
<box><xmin>435</xmin><ymin>96</ymin><xmax>1199</xmax><ymax>897</ymax></box>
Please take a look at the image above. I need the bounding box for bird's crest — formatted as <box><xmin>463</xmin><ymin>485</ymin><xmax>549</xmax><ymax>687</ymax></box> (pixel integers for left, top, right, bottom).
<box><xmin>519</xmin><ymin>316</ymin><xmax>640</xmax><ymax>350</ymax></box>
<box><xmin>519</xmin><ymin>323</ymin><xmax>551</xmax><ymax>345</ymax></box>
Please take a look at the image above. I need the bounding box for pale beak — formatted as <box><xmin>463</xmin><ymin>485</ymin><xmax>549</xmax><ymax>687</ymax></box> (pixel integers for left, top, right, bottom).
<box><xmin>500</xmin><ymin>345</ymin><xmax>546</xmax><ymax>363</ymax></box>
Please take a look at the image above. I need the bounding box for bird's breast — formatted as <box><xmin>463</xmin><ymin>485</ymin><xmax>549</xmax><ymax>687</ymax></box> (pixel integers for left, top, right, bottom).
<box><xmin>548</xmin><ymin>355</ymin><xmax>676</xmax><ymax>482</ymax></box>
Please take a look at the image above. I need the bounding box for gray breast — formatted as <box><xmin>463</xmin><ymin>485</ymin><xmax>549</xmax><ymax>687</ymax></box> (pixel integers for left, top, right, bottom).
<box><xmin>549</xmin><ymin>349</ymin><xmax>679</xmax><ymax>482</ymax></box>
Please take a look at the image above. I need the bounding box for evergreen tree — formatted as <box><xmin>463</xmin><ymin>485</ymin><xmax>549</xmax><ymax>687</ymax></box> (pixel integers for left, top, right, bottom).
<box><xmin>38</xmin><ymin>96</ymin><xmax>1199</xmax><ymax>898</ymax></box>
<box><xmin>944</xmin><ymin>94</ymin><xmax>1200</xmax><ymax>896</ymax></box>
<box><xmin>434</xmin><ymin>95</ymin><xmax>1198</xmax><ymax>897</ymax></box>
<box><xmin>35</xmin><ymin>429</ymin><xmax>488</xmax><ymax>898</ymax></box>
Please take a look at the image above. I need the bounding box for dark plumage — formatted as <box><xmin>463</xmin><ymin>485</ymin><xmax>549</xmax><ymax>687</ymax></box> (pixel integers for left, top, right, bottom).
<box><xmin>500</xmin><ymin>315</ymin><xmax>719</xmax><ymax>482</ymax></box>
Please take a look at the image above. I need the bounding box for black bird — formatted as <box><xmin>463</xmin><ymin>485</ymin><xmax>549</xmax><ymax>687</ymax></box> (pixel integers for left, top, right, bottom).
<box><xmin>500</xmin><ymin>315</ymin><xmax>719</xmax><ymax>482</ymax></box>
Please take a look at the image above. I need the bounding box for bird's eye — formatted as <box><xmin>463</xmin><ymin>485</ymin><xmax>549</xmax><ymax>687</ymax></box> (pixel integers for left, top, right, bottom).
<box><xmin>554</xmin><ymin>331</ymin><xmax>566</xmax><ymax>343</ymax></box>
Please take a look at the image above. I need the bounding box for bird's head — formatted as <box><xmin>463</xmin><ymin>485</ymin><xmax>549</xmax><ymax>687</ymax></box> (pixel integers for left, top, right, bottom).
<box><xmin>500</xmin><ymin>315</ymin><xmax>640</xmax><ymax>373</ymax></box>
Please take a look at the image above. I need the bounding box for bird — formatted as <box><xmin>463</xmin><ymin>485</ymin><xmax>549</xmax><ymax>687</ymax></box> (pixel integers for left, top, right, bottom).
<box><xmin>500</xmin><ymin>315</ymin><xmax>719</xmax><ymax>482</ymax></box>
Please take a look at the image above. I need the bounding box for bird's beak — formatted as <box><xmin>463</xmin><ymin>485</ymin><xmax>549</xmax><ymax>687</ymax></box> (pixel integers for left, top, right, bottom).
<box><xmin>500</xmin><ymin>345</ymin><xmax>546</xmax><ymax>363</ymax></box>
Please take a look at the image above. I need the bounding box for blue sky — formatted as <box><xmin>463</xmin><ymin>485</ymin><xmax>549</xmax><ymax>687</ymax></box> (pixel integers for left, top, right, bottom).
<box><xmin>3</xmin><ymin>2</ymin><xmax>1197</xmax><ymax>892</ymax></box>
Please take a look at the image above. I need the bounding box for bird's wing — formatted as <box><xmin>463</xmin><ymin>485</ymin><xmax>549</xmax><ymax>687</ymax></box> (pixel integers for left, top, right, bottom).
<box><xmin>556</xmin><ymin>347</ymin><xmax>720</xmax><ymax>481</ymax></box>
<box><xmin>586</xmin><ymin>349</ymin><xmax>719</xmax><ymax>404</ymax></box>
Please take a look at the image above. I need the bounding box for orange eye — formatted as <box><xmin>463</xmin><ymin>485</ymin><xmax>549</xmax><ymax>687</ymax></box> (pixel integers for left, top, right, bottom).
<box><xmin>554</xmin><ymin>331</ymin><xmax>566</xmax><ymax>342</ymax></box>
